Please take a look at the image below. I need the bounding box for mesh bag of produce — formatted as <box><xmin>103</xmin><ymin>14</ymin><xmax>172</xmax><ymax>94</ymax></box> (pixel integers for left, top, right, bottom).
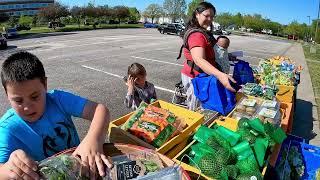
<box><xmin>238</xmin><ymin>129</ymin><xmax>257</xmax><ymax>145</ymax></box>
<box><xmin>206</xmin><ymin>130</ymin><xmax>231</xmax><ymax>150</ymax></box>
<box><xmin>38</xmin><ymin>154</ymin><xmax>88</xmax><ymax>180</ymax></box>
<box><xmin>198</xmin><ymin>153</ymin><xmax>227</xmax><ymax>179</ymax></box>
<box><xmin>237</xmin><ymin>118</ymin><xmax>250</xmax><ymax>130</ymax></box>
<box><xmin>236</xmin><ymin>155</ymin><xmax>259</xmax><ymax>175</ymax></box>
<box><xmin>236</xmin><ymin>171</ymin><xmax>263</xmax><ymax>180</ymax></box>
<box><xmin>226</xmin><ymin>165</ymin><xmax>240</xmax><ymax>180</ymax></box>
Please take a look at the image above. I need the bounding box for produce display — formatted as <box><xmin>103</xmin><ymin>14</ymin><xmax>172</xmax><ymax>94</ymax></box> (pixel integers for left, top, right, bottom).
<box><xmin>230</xmin><ymin>97</ymin><xmax>261</xmax><ymax>120</ymax></box>
<box><xmin>255</xmin><ymin>56</ymin><xmax>299</xmax><ymax>86</ymax></box>
<box><xmin>122</xmin><ymin>102</ymin><xmax>187</xmax><ymax>148</ymax></box>
<box><xmin>254</xmin><ymin>99</ymin><xmax>281</xmax><ymax>126</ymax></box>
<box><xmin>242</xmin><ymin>83</ymin><xmax>278</xmax><ymax>100</ymax></box>
<box><xmin>185</xmin><ymin>118</ymin><xmax>286</xmax><ymax>180</ymax></box>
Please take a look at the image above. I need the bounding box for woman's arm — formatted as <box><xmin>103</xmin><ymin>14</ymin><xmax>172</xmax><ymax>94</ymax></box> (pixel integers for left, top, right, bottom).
<box><xmin>190</xmin><ymin>47</ymin><xmax>236</xmax><ymax>92</ymax></box>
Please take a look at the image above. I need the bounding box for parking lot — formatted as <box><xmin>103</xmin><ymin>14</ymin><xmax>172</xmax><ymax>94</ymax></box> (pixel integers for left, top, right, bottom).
<box><xmin>0</xmin><ymin>28</ymin><xmax>294</xmax><ymax>139</ymax></box>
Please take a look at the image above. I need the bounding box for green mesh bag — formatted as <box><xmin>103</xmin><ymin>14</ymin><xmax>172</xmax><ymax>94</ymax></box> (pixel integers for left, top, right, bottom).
<box><xmin>228</xmin><ymin>149</ymin><xmax>238</xmax><ymax>164</ymax></box>
<box><xmin>237</xmin><ymin>118</ymin><xmax>250</xmax><ymax>130</ymax></box>
<box><xmin>236</xmin><ymin>171</ymin><xmax>263</xmax><ymax>180</ymax></box>
<box><xmin>226</xmin><ymin>165</ymin><xmax>240</xmax><ymax>180</ymax></box>
<box><xmin>198</xmin><ymin>154</ymin><xmax>226</xmax><ymax>179</ymax></box>
<box><xmin>206</xmin><ymin>131</ymin><xmax>231</xmax><ymax>150</ymax></box>
<box><xmin>236</xmin><ymin>155</ymin><xmax>259</xmax><ymax>174</ymax></box>
<box><xmin>215</xmin><ymin>147</ymin><xmax>231</xmax><ymax>165</ymax></box>
<box><xmin>239</xmin><ymin>130</ymin><xmax>257</xmax><ymax>145</ymax></box>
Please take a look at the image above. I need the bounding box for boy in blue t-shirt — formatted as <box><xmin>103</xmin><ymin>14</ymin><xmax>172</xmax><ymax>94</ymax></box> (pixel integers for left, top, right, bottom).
<box><xmin>0</xmin><ymin>52</ymin><xmax>112</xmax><ymax>179</ymax></box>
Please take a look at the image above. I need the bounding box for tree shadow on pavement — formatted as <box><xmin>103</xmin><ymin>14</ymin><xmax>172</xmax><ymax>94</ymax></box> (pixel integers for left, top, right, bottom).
<box><xmin>11</xmin><ymin>32</ymin><xmax>78</xmax><ymax>41</ymax></box>
<box><xmin>292</xmin><ymin>99</ymin><xmax>317</xmax><ymax>142</ymax></box>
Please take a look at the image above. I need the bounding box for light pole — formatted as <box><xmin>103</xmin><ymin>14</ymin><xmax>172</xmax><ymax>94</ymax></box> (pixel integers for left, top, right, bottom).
<box><xmin>315</xmin><ymin>0</ymin><xmax>320</xmax><ymax>42</ymax></box>
<box><xmin>307</xmin><ymin>16</ymin><xmax>311</xmax><ymax>41</ymax></box>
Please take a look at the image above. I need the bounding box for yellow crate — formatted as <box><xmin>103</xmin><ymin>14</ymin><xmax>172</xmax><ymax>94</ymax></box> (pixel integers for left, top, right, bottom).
<box><xmin>165</xmin><ymin>137</ymin><xmax>191</xmax><ymax>159</ymax></box>
<box><xmin>276</xmin><ymin>85</ymin><xmax>295</xmax><ymax>103</ymax></box>
<box><xmin>108</xmin><ymin>100</ymin><xmax>204</xmax><ymax>154</ymax></box>
<box><xmin>174</xmin><ymin>118</ymin><xmax>268</xmax><ymax>179</ymax></box>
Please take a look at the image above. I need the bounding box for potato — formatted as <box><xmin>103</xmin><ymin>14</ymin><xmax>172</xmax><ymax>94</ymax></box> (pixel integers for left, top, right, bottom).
<box><xmin>236</xmin><ymin>105</ymin><xmax>246</xmax><ymax>113</ymax></box>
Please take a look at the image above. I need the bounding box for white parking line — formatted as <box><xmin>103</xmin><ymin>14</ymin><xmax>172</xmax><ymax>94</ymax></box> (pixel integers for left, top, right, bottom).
<box><xmin>81</xmin><ymin>65</ymin><xmax>175</xmax><ymax>94</ymax></box>
<box><xmin>243</xmin><ymin>55</ymin><xmax>265</xmax><ymax>60</ymax></box>
<box><xmin>131</xmin><ymin>56</ymin><xmax>183</xmax><ymax>66</ymax></box>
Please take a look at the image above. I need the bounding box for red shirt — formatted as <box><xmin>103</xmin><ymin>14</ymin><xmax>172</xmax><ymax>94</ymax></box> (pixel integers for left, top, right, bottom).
<box><xmin>181</xmin><ymin>32</ymin><xmax>216</xmax><ymax>78</ymax></box>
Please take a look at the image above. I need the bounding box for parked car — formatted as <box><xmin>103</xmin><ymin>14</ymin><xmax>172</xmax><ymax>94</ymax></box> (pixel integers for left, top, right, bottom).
<box><xmin>212</xmin><ymin>29</ymin><xmax>223</xmax><ymax>35</ymax></box>
<box><xmin>109</xmin><ymin>20</ymin><xmax>120</xmax><ymax>24</ymax></box>
<box><xmin>144</xmin><ymin>22</ymin><xmax>158</xmax><ymax>28</ymax></box>
<box><xmin>4</xmin><ymin>28</ymin><xmax>19</xmax><ymax>39</ymax></box>
<box><xmin>126</xmin><ymin>20</ymin><xmax>138</xmax><ymax>24</ymax></box>
<box><xmin>158</xmin><ymin>23</ymin><xmax>183</xmax><ymax>35</ymax></box>
<box><xmin>222</xmin><ymin>29</ymin><xmax>231</xmax><ymax>35</ymax></box>
<box><xmin>0</xmin><ymin>33</ymin><xmax>7</xmax><ymax>49</ymax></box>
<box><xmin>48</xmin><ymin>21</ymin><xmax>65</xmax><ymax>28</ymax></box>
<box><xmin>15</xmin><ymin>24</ymin><xmax>31</xmax><ymax>31</ymax></box>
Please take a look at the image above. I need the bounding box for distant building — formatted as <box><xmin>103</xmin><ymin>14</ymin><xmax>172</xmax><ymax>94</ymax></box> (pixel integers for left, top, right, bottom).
<box><xmin>0</xmin><ymin>0</ymin><xmax>54</xmax><ymax>16</ymax></box>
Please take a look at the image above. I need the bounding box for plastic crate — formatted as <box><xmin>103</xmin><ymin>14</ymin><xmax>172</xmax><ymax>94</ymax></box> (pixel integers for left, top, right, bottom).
<box><xmin>276</xmin><ymin>85</ymin><xmax>295</xmax><ymax>103</ymax></box>
<box><xmin>275</xmin><ymin>134</ymin><xmax>320</xmax><ymax>180</ymax></box>
<box><xmin>279</xmin><ymin>102</ymin><xmax>293</xmax><ymax>133</ymax></box>
<box><xmin>108</xmin><ymin>100</ymin><xmax>204</xmax><ymax>154</ymax></box>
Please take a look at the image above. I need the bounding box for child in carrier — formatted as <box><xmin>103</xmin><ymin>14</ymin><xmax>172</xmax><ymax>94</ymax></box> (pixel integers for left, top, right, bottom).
<box><xmin>124</xmin><ymin>63</ymin><xmax>157</xmax><ymax>110</ymax></box>
<box><xmin>214</xmin><ymin>35</ymin><xmax>231</xmax><ymax>74</ymax></box>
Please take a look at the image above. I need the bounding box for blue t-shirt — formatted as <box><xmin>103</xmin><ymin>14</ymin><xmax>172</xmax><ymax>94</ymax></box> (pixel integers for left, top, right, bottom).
<box><xmin>0</xmin><ymin>90</ymin><xmax>87</xmax><ymax>163</ymax></box>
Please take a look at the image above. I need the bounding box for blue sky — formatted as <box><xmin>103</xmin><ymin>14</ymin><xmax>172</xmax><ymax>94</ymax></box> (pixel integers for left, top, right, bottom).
<box><xmin>60</xmin><ymin>0</ymin><xmax>318</xmax><ymax>25</ymax></box>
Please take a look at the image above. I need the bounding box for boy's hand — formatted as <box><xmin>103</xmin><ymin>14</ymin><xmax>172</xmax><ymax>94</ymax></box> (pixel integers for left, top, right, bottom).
<box><xmin>126</xmin><ymin>75</ymin><xmax>136</xmax><ymax>95</ymax></box>
<box><xmin>72</xmin><ymin>136</ymin><xmax>112</xmax><ymax>179</ymax></box>
<box><xmin>0</xmin><ymin>149</ymin><xmax>39</xmax><ymax>180</ymax></box>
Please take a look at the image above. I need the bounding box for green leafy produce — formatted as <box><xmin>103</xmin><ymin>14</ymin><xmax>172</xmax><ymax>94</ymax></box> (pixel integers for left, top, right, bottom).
<box><xmin>38</xmin><ymin>154</ymin><xmax>89</xmax><ymax>180</ymax></box>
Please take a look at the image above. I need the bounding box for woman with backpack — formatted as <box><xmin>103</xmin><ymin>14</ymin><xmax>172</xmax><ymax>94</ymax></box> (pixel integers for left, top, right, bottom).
<box><xmin>180</xmin><ymin>1</ymin><xmax>236</xmax><ymax>110</ymax></box>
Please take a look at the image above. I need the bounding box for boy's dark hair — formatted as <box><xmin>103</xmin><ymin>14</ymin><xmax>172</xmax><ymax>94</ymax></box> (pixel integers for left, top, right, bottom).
<box><xmin>1</xmin><ymin>51</ymin><xmax>46</xmax><ymax>91</ymax></box>
<box><xmin>217</xmin><ymin>35</ymin><xmax>230</xmax><ymax>41</ymax></box>
<box><xmin>127</xmin><ymin>63</ymin><xmax>146</xmax><ymax>78</ymax></box>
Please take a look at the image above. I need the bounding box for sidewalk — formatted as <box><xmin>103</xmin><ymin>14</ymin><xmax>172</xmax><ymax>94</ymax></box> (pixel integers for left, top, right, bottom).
<box><xmin>284</xmin><ymin>43</ymin><xmax>320</xmax><ymax>145</ymax></box>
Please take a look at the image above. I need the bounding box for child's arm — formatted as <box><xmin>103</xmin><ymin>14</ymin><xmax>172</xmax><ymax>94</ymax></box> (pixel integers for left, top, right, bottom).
<box><xmin>124</xmin><ymin>75</ymin><xmax>137</xmax><ymax>109</ymax></box>
<box><xmin>72</xmin><ymin>101</ymin><xmax>112</xmax><ymax>179</ymax></box>
<box><xmin>0</xmin><ymin>150</ymin><xmax>39</xmax><ymax>180</ymax></box>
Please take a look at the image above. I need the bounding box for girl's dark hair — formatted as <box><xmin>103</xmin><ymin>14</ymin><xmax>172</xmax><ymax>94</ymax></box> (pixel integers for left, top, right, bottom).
<box><xmin>1</xmin><ymin>51</ymin><xmax>46</xmax><ymax>91</ymax></box>
<box><xmin>127</xmin><ymin>63</ymin><xmax>146</xmax><ymax>78</ymax></box>
<box><xmin>185</xmin><ymin>2</ymin><xmax>216</xmax><ymax>30</ymax></box>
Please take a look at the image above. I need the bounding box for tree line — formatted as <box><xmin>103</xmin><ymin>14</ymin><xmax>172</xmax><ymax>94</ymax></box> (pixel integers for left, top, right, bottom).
<box><xmin>0</xmin><ymin>0</ymin><xmax>319</xmax><ymax>43</ymax></box>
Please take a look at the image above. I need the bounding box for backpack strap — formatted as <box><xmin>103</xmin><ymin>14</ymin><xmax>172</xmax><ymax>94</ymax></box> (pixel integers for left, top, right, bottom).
<box><xmin>177</xmin><ymin>28</ymin><xmax>214</xmax><ymax>76</ymax></box>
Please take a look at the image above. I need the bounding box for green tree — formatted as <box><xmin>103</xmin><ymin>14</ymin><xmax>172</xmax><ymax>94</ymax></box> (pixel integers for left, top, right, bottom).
<box><xmin>8</xmin><ymin>16</ymin><xmax>19</xmax><ymax>27</ymax></box>
<box><xmin>71</xmin><ymin>6</ymin><xmax>84</xmax><ymax>28</ymax></box>
<box><xmin>18</xmin><ymin>16</ymin><xmax>33</xmax><ymax>26</ymax></box>
<box><xmin>32</xmin><ymin>16</ymin><xmax>38</xmax><ymax>27</ymax></box>
<box><xmin>163</xmin><ymin>0</ymin><xmax>186</xmax><ymax>22</ymax></box>
<box><xmin>215</xmin><ymin>12</ymin><xmax>234</xmax><ymax>28</ymax></box>
<box><xmin>284</xmin><ymin>20</ymin><xmax>307</xmax><ymax>39</ymax></box>
<box><xmin>187</xmin><ymin>0</ymin><xmax>203</xmax><ymax>17</ymax></box>
<box><xmin>128</xmin><ymin>7</ymin><xmax>140</xmax><ymax>22</ymax></box>
<box><xmin>38</xmin><ymin>2</ymin><xmax>69</xmax><ymax>22</ymax></box>
<box><xmin>233</xmin><ymin>12</ymin><xmax>244</xmax><ymax>28</ymax></box>
<box><xmin>113</xmin><ymin>6</ymin><xmax>130</xmax><ymax>23</ymax></box>
<box><xmin>144</xmin><ymin>4</ymin><xmax>162</xmax><ymax>23</ymax></box>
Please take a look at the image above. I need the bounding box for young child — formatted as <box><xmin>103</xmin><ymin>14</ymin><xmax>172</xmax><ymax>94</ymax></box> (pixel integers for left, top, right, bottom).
<box><xmin>214</xmin><ymin>35</ymin><xmax>231</xmax><ymax>74</ymax></box>
<box><xmin>0</xmin><ymin>52</ymin><xmax>112</xmax><ymax>179</ymax></box>
<box><xmin>124</xmin><ymin>63</ymin><xmax>157</xmax><ymax>110</ymax></box>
